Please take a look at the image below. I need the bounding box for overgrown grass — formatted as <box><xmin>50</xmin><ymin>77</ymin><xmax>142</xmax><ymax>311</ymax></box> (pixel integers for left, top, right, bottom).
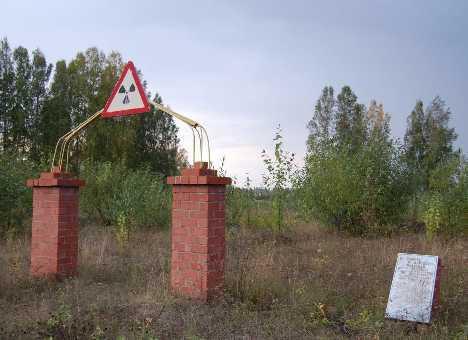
<box><xmin>0</xmin><ymin>224</ymin><xmax>466</xmax><ymax>339</ymax></box>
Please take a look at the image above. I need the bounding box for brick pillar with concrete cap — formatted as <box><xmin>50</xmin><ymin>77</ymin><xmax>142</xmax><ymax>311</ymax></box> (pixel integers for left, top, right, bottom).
<box><xmin>26</xmin><ymin>168</ymin><xmax>85</xmax><ymax>278</ymax></box>
<box><xmin>167</xmin><ymin>161</ymin><xmax>231</xmax><ymax>301</ymax></box>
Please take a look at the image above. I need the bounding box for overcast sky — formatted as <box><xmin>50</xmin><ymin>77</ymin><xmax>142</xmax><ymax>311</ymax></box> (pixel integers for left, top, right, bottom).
<box><xmin>2</xmin><ymin>0</ymin><xmax>467</xmax><ymax>185</ymax></box>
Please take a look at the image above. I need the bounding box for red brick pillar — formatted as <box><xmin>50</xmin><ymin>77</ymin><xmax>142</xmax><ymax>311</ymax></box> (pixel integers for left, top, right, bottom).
<box><xmin>26</xmin><ymin>170</ymin><xmax>85</xmax><ymax>278</ymax></box>
<box><xmin>167</xmin><ymin>162</ymin><xmax>231</xmax><ymax>301</ymax></box>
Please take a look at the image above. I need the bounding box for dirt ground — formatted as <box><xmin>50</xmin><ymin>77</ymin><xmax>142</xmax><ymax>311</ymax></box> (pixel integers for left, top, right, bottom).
<box><xmin>0</xmin><ymin>224</ymin><xmax>466</xmax><ymax>339</ymax></box>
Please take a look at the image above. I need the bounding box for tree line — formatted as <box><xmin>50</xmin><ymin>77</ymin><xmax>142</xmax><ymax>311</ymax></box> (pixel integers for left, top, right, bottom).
<box><xmin>297</xmin><ymin>85</ymin><xmax>466</xmax><ymax>236</ymax></box>
<box><xmin>1</xmin><ymin>36</ymin><xmax>466</xmax><ymax>237</ymax></box>
<box><xmin>0</xmin><ymin>37</ymin><xmax>186</xmax><ymax>234</ymax></box>
<box><xmin>0</xmin><ymin>37</ymin><xmax>184</xmax><ymax>175</ymax></box>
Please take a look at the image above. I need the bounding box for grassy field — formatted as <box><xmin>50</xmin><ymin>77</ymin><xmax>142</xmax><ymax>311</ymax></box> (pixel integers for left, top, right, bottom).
<box><xmin>0</xmin><ymin>224</ymin><xmax>466</xmax><ymax>339</ymax></box>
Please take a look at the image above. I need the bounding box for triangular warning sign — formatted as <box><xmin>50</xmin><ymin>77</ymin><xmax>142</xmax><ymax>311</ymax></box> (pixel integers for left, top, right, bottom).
<box><xmin>101</xmin><ymin>61</ymin><xmax>150</xmax><ymax>118</ymax></box>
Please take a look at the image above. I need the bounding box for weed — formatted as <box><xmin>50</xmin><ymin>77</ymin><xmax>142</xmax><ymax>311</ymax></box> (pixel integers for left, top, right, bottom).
<box><xmin>261</xmin><ymin>125</ymin><xmax>296</xmax><ymax>231</ymax></box>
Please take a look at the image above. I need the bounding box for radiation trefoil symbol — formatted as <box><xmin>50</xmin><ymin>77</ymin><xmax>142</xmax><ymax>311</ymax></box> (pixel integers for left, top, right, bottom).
<box><xmin>119</xmin><ymin>83</ymin><xmax>136</xmax><ymax>105</ymax></box>
<box><xmin>101</xmin><ymin>61</ymin><xmax>150</xmax><ymax>118</ymax></box>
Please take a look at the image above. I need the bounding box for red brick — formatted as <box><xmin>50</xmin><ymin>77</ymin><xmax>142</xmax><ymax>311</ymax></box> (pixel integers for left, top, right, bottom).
<box><xmin>190</xmin><ymin>193</ymin><xmax>210</xmax><ymax>201</ymax></box>
<box><xmin>28</xmin><ymin>171</ymin><xmax>83</xmax><ymax>278</ymax></box>
<box><xmin>168</xmin><ymin>166</ymin><xmax>230</xmax><ymax>301</ymax></box>
<box><xmin>181</xmin><ymin>167</ymin><xmax>218</xmax><ymax>177</ymax></box>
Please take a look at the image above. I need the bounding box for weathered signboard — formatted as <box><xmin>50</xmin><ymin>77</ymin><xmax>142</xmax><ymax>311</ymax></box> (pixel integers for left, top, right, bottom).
<box><xmin>385</xmin><ymin>253</ymin><xmax>441</xmax><ymax>323</ymax></box>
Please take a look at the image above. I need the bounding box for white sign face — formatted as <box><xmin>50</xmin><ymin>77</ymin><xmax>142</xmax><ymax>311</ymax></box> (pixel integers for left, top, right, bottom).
<box><xmin>101</xmin><ymin>61</ymin><xmax>150</xmax><ymax>118</ymax></box>
<box><xmin>385</xmin><ymin>253</ymin><xmax>439</xmax><ymax>323</ymax></box>
<box><xmin>106</xmin><ymin>69</ymin><xmax>144</xmax><ymax>112</ymax></box>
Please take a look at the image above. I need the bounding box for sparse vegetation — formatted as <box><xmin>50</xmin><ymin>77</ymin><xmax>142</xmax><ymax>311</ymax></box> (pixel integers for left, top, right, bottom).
<box><xmin>0</xmin><ymin>225</ymin><xmax>466</xmax><ymax>339</ymax></box>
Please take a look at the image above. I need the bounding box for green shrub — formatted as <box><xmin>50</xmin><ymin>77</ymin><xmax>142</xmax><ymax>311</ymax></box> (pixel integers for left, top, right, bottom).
<box><xmin>225</xmin><ymin>184</ymin><xmax>245</xmax><ymax>228</ymax></box>
<box><xmin>297</xmin><ymin>140</ymin><xmax>410</xmax><ymax>234</ymax></box>
<box><xmin>224</xmin><ymin>174</ymin><xmax>296</xmax><ymax>231</ymax></box>
<box><xmin>422</xmin><ymin>193</ymin><xmax>442</xmax><ymax>239</ymax></box>
<box><xmin>225</xmin><ymin>176</ymin><xmax>259</xmax><ymax>229</ymax></box>
<box><xmin>421</xmin><ymin>154</ymin><xmax>467</xmax><ymax>237</ymax></box>
<box><xmin>0</xmin><ymin>153</ymin><xmax>37</xmax><ymax>236</ymax></box>
<box><xmin>80</xmin><ymin>161</ymin><xmax>171</xmax><ymax>229</ymax></box>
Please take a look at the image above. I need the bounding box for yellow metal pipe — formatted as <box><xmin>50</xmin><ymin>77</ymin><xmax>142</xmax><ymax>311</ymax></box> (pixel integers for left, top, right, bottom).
<box><xmin>199</xmin><ymin>125</ymin><xmax>211</xmax><ymax>167</ymax></box>
<box><xmin>51</xmin><ymin>100</ymin><xmax>213</xmax><ymax>171</ymax></box>
<box><xmin>52</xmin><ymin>112</ymin><xmax>97</xmax><ymax>170</ymax></box>
<box><xmin>191</xmin><ymin>127</ymin><xmax>196</xmax><ymax>164</ymax></box>
<box><xmin>150</xmin><ymin>101</ymin><xmax>199</xmax><ymax>128</ymax></box>
<box><xmin>58</xmin><ymin>111</ymin><xmax>98</xmax><ymax>169</ymax></box>
<box><xmin>52</xmin><ymin>109</ymin><xmax>102</xmax><ymax>171</ymax></box>
<box><xmin>195</xmin><ymin>126</ymin><xmax>203</xmax><ymax>162</ymax></box>
<box><xmin>150</xmin><ymin>100</ymin><xmax>211</xmax><ymax>165</ymax></box>
<box><xmin>59</xmin><ymin>110</ymin><xmax>102</xmax><ymax>170</ymax></box>
<box><xmin>56</xmin><ymin>111</ymin><xmax>100</xmax><ymax>169</ymax></box>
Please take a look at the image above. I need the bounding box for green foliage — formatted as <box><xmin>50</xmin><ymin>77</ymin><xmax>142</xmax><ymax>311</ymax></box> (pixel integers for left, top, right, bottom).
<box><xmin>219</xmin><ymin>157</ymin><xmax>255</xmax><ymax>228</ymax></box>
<box><xmin>1</xmin><ymin>35</ymin><xmax>466</xmax><ymax>240</ymax></box>
<box><xmin>404</xmin><ymin>97</ymin><xmax>458</xmax><ymax>223</ymax></box>
<box><xmin>135</xmin><ymin>93</ymin><xmax>180</xmax><ymax>176</ymax></box>
<box><xmin>422</xmin><ymin>193</ymin><xmax>442</xmax><ymax>240</ymax></box>
<box><xmin>0</xmin><ymin>41</ymin><xmax>52</xmax><ymax>160</ymax></box>
<box><xmin>421</xmin><ymin>154</ymin><xmax>468</xmax><ymax>236</ymax></box>
<box><xmin>225</xmin><ymin>184</ymin><xmax>246</xmax><ymax>228</ymax></box>
<box><xmin>37</xmin><ymin>60</ymin><xmax>73</xmax><ymax>162</ymax></box>
<box><xmin>307</xmin><ymin>86</ymin><xmax>334</xmax><ymax>146</ymax></box>
<box><xmin>0</xmin><ymin>38</ymin><xmax>16</xmax><ymax>151</ymax></box>
<box><xmin>0</xmin><ymin>152</ymin><xmax>37</xmax><ymax>235</ymax></box>
<box><xmin>225</xmin><ymin>183</ymin><xmax>287</xmax><ymax>230</ymax></box>
<box><xmin>308</xmin><ymin>303</ymin><xmax>332</xmax><ymax>328</ymax></box>
<box><xmin>30</xmin><ymin>49</ymin><xmax>53</xmax><ymax>163</ymax></box>
<box><xmin>80</xmin><ymin>161</ymin><xmax>171</xmax><ymax>229</ymax></box>
<box><xmin>0</xmin><ymin>38</ymin><xmax>182</xmax><ymax>234</ymax></box>
<box><xmin>261</xmin><ymin>125</ymin><xmax>296</xmax><ymax>231</ymax></box>
<box><xmin>46</xmin><ymin>301</ymin><xmax>72</xmax><ymax>336</ymax></box>
<box><xmin>404</xmin><ymin>100</ymin><xmax>427</xmax><ymax>196</ymax></box>
<box><xmin>220</xmin><ymin>155</ymin><xmax>287</xmax><ymax>230</ymax></box>
<box><xmin>240</xmin><ymin>196</ymin><xmax>294</xmax><ymax>230</ymax></box>
<box><xmin>115</xmin><ymin>212</ymin><xmax>130</xmax><ymax>249</ymax></box>
<box><xmin>299</xmin><ymin>142</ymin><xmax>409</xmax><ymax>234</ymax></box>
<box><xmin>1</xmin><ymin>39</ymin><xmax>182</xmax><ymax>177</ymax></box>
<box><xmin>59</xmin><ymin>48</ymin><xmax>180</xmax><ymax>176</ymax></box>
<box><xmin>301</xmin><ymin>87</ymin><xmax>410</xmax><ymax>234</ymax></box>
<box><xmin>334</xmin><ymin>86</ymin><xmax>366</xmax><ymax>150</ymax></box>
<box><xmin>11</xmin><ymin>46</ymin><xmax>32</xmax><ymax>155</ymax></box>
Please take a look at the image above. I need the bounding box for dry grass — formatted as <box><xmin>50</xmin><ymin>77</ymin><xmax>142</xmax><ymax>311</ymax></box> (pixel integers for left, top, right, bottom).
<box><xmin>0</xmin><ymin>224</ymin><xmax>466</xmax><ymax>339</ymax></box>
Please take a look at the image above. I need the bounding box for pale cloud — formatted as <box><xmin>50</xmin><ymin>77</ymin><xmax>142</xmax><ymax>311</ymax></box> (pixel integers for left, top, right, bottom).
<box><xmin>1</xmin><ymin>0</ymin><xmax>466</xmax><ymax>184</ymax></box>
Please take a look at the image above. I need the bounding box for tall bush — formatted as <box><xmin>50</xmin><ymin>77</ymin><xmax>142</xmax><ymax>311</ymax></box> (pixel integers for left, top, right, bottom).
<box><xmin>298</xmin><ymin>141</ymin><xmax>409</xmax><ymax>234</ymax></box>
<box><xmin>301</xmin><ymin>88</ymin><xmax>411</xmax><ymax>234</ymax></box>
<box><xmin>80</xmin><ymin>161</ymin><xmax>171</xmax><ymax>230</ymax></box>
<box><xmin>0</xmin><ymin>153</ymin><xmax>37</xmax><ymax>235</ymax></box>
<box><xmin>422</xmin><ymin>154</ymin><xmax>467</xmax><ymax>237</ymax></box>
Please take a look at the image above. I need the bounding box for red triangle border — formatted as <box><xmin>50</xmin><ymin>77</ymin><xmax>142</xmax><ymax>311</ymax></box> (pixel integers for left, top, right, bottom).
<box><xmin>101</xmin><ymin>61</ymin><xmax>150</xmax><ymax>118</ymax></box>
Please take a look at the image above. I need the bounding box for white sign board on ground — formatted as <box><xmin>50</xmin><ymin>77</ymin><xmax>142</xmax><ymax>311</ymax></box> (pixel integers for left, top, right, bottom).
<box><xmin>385</xmin><ymin>253</ymin><xmax>440</xmax><ymax>323</ymax></box>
